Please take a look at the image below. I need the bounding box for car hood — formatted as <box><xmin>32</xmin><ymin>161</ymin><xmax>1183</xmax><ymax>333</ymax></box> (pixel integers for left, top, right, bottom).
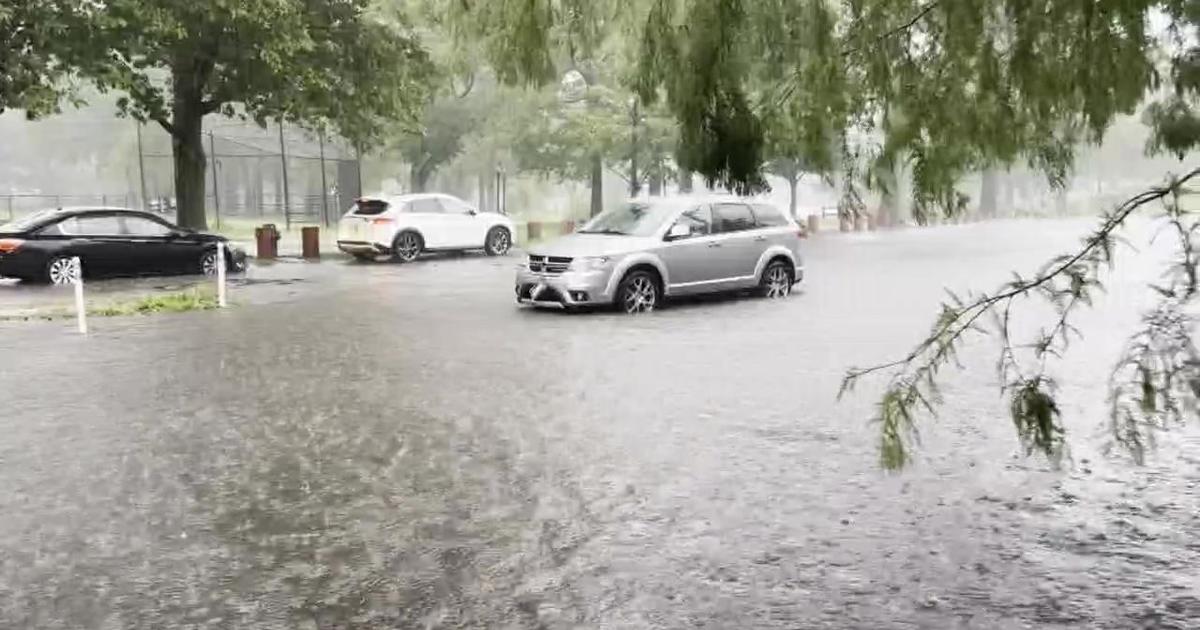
<box><xmin>529</xmin><ymin>233</ymin><xmax>658</xmax><ymax>258</ymax></box>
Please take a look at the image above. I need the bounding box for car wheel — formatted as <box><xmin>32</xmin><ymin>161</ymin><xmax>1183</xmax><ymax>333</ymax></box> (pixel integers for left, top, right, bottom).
<box><xmin>391</xmin><ymin>231</ymin><xmax>423</xmax><ymax>263</ymax></box>
<box><xmin>45</xmin><ymin>256</ymin><xmax>78</xmax><ymax>285</ymax></box>
<box><xmin>200</xmin><ymin>249</ymin><xmax>224</xmax><ymax>276</ymax></box>
<box><xmin>759</xmin><ymin>260</ymin><xmax>793</xmax><ymax>299</ymax></box>
<box><xmin>485</xmin><ymin>226</ymin><xmax>512</xmax><ymax>256</ymax></box>
<box><xmin>617</xmin><ymin>270</ymin><xmax>660</xmax><ymax>314</ymax></box>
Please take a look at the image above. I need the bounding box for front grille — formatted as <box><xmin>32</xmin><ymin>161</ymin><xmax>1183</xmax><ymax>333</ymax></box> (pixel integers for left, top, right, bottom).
<box><xmin>528</xmin><ymin>255</ymin><xmax>572</xmax><ymax>275</ymax></box>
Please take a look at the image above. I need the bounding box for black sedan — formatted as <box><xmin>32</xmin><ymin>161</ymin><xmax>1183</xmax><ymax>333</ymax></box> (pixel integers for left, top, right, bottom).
<box><xmin>0</xmin><ymin>207</ymin><xmax>246</xmax><ymax>284</ymax></box>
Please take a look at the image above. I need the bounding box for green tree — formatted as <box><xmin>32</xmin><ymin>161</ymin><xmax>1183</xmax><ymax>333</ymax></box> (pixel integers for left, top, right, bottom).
<box><xmin>0</xmin><ymin>0</ymin><xmax>69</xmax><ymax>117</ymax></box>
<box><xmin>28</xmin><ymin>0</ymin><xmax>433</xmax><ymax>229</ymax></box>
<box><xmin>395</xmin><ymin>95</ymin><xmax>480</xmax><ymax>193</ymax></box>
<box><xmin>501</xmin><ymin>83</ymin><xmax>637</xmax><ymax>216</ymax></box>
<box><xmin>450</xmin><ymin>1</ymin><xmax>1200</xmax><ymax>468</ymax></box>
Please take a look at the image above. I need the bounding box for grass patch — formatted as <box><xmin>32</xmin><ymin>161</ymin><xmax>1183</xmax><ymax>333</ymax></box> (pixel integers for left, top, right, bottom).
<box><xmin>89</xmin><ymin>288</ymin><xmax>221</xmax><ymax>316</ymax></box>
<box><xmin>0</xmin><ymin>287</ymin><xmax>222</xmax><ymax>322</ymax></box>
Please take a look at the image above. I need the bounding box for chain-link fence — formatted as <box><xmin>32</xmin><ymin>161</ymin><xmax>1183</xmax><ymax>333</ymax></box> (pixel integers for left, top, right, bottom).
<box><xmin>2</xmin><ymin>117</ymin><xmax>361</xmax><ymax>230</ymax></box>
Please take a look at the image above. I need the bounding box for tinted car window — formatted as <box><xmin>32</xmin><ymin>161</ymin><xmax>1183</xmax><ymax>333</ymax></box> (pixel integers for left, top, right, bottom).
<box><xmin>352</xmin><ymin>199</ymin><xmax>389</xmax><ymax>216</ymax></box>
<box><xmin>579</xmin><ymin>201</ymin><xmax>683</xmax><ymax>237</ymax></box>
<box><xmin>408</xmin><ymin>198</ymin><xmax>444</xmax><ymax>213</ymax></box>
<box><xmin>122</xmin><ymin>216</ymin><xmax>172</xmax><ymax>236</ymax></box>
<box><xmin>712</xmin><ymin>203</ymin><xmax>756</xmax><ymax>233</ymax></box>
<box><xmin>752</xmin><ymin>203</ymin><xmax>789</xmax><ymax>227</ymax></box>
<box><xmin>45</xmin><ymin>217</ymin><xmax>82</xmax><ymax>235</ymax></box>
<box><xmin>1</xmin><ymin>209</ymin><xmax>61</xmax><ymax>233</ymax></box>
<box><xmin>440</xmin><ymin>197</ymin><xmax>475</xmax><ymax>214</ymax></box>
<box><xmin>75</xmin><ymin>216</ymin><xmax>123</xmax><ymax>235</ymax></box>
<box><xmin>670</xmin><ymin>205</ymin><xmax>712</xmax><ymax>238</ymax></box>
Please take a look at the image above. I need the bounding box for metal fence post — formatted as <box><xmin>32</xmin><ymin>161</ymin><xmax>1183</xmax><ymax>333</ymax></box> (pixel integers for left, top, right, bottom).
<box><xmin>278</xmin><ymin>121</ymin><xmax>291</xmax><ymax>231</ymax></box>
<box><xmin>318</xmin><ymin>132</ymin><xmax>330</xmax><ymax>228</ymax></box>
<box><xmin>136</xmin><ymin>122</ymin><xmax>149</xmax><ymax>210</ymax></box>
<box><xmin>209</xmin><ymin>131</ymin><xmax>221</xmax><ymax>229</ymax></box>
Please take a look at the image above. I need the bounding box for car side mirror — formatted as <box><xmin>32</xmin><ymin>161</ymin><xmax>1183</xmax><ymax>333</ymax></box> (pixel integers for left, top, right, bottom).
<box><xmin>665</xmin><ymin>224</ymin><xmax>691</xmax><ymax>241</ymax></box>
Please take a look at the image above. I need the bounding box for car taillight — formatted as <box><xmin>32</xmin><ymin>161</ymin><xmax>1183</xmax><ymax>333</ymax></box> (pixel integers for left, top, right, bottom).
<box><xmin>0</xmin><ymin>238</ymin><xmax>24</xmax><ymax>254</ymax></box>
<box><xmin>372</xmin><ymin>218</ymin><xmax>394</xmax><ymax>225</ymax></box>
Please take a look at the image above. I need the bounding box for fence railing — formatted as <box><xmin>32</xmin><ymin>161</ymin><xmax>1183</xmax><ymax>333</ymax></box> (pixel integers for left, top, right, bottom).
<box><xmin>2</xmin><ymin>193</ymin><xmax>347</xmax><ymax>228</ymax></box>
<box><xmin>3</xmin><ymin>194</ymin><xmax>136</xmax><ymax>221</ymax></box>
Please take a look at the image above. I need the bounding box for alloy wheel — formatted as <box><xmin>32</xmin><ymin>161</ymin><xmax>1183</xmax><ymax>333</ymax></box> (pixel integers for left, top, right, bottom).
<box><xmin>395</xmin><ymin>233</ymin><xmax>421</xmax><ymax>261</ymax></box>
<box><xmin>490</xmin><ymin>229</ymin><xmax>511</xmax><ymax>255</ymax></box>
<box><xmin>765</xmin><ymin>265</ymin><xmax>791</xmax><ymax>298</ymax></box>
<box><xmin>201</xmin><ymin>251</ymin><xmax>220</xmax><ymax>276</ymax></box>
<box><xmin>48</xmin><ymin>257</ymin><xmax>77</xmax><ymax>286</ymax></box>
<box><xmin>623</xmin><ymin>276</ymin><xmax>657</xmax><ymax>313</ymax></box>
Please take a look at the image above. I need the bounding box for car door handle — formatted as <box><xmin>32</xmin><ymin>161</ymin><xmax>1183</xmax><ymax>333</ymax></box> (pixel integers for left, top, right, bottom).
<box><xmin>707</xmin><ymin>242</ymin><xmax>722</xmax><ymax>248</ymax></box>
<box><xmin>754</xmin><ymin>235</ymin><xmax>767</xmax><ymax>242</ymax></box>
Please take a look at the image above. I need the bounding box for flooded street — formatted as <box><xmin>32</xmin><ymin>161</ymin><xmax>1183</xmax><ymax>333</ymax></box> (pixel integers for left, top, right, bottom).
<box><xmin>2</xmin><ymin>219</ymin><xmax>1198</xmax><ymax>629</ymax></box>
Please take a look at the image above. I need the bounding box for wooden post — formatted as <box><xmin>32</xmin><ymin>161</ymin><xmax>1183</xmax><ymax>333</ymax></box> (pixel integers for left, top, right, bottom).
<box><xmin>301</xmin><ymin>226</ymin><xmax>320</xmax><ymax>259</ymax></box>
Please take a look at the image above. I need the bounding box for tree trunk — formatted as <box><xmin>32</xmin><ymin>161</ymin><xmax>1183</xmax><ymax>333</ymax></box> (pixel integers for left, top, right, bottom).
<box><xmin>590</xmin><ymin>154</ymin><xmax>603</xmax><ymax>217</ymax></box>
<box><xmin>679</xmin><ymin>169</ymin><xmax>694</xmax><ymax>193</ymax></box>
<box><xmin>409</xmin><ymin>163</ymin><xmax>429</xmax><ymax>193</ymax></box>
<box><xmin>649</xmin><ymin>163</ymin><xmax>663</xmax><ymax>196</ymax></box>
<box><xmin>877</xmin><ymin>159</ymin><xmax>900</xmax><ymax>227</ymax></box>
<box><xmin>1002</xmin><ymin>171</ymin><xmax>1015</xmax><ymax>218</ymax></box>
<box><xmin>787</xmin><ymin>174</ymin><xmax>799</xmax><ymax>220</ymax></box>
<box><xmin>170</xmin><ymin>95</ymin><xmax>208</xmax><ymax>230</ymax></box>
<box><xmin>979</xmin><ymin>169</ymin><xmax>998</xmax><ymax>219</ymax></box>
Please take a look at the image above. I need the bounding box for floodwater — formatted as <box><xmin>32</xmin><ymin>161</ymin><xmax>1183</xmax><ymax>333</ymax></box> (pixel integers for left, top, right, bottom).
<box><xmin>1</xmin><ymin>219</ymin><xmax>1198</xmax><ymax>629</ymax></box>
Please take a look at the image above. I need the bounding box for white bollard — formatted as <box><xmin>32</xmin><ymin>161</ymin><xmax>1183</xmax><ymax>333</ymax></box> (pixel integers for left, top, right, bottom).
<box><xmin>72</xmin><ymin>257</ymin><xmax>87</xmax><ymax>334</ymax></box>
<box><xmin>216</xmin><ymin>241</ymin><xmax>227</xmax><ymax>308</ymax></box>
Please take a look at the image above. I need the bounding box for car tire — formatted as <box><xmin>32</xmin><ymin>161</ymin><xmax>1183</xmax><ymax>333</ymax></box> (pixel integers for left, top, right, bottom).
<box><xmin>759</xmin><ymin>259</ymin><xmax>793</xmax><ymax>299</ymax></box>
<box><xmin>391</xmin><ymin>231</ymin><xmax>423</xmax><ymax>263</ymax></box>
<box><xmin>616</xmin><ymin>269</ymin><xmax>660</xmax><ymax>314</ymax></box>
<box><xmin>44</xmin><ymin>255</ymin><xmax>78</xmax><ymax>285</ymax></box>
<box><xmin>485</xmin><ymin>226</ymin><xmax>512</xmax><ymax>256</ymax></box>
<box><xmin>200</xmin><ymin>249</ymin><xmax>225</xmax><ymax>276</ymax></box>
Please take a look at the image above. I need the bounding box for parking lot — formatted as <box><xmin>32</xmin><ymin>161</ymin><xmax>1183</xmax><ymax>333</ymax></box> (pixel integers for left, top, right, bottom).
<box><xmin>3</xmin><ymin>219</ymin><xmax>1199</xmax><ymax>629</ymax></box>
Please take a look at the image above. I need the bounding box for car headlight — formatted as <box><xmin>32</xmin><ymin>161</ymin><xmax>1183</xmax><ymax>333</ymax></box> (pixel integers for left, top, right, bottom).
<box><xmin>570</xmin><ymin>256</ymin><xmax>611</xmax><ymax>272</ymax></box>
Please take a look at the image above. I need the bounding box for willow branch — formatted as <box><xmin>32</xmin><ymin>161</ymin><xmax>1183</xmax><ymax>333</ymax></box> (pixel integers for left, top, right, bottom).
<box><xmin>844</xmin><ymin>167</ymin><xmax>1200</xmax><ymax>389</ymax></box>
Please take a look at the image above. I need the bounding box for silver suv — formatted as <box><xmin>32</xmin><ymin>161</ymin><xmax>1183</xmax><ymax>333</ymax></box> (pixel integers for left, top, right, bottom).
<box><xmin>515</xmin><ymin>196</ymin><xmax>805</xmax><ymax>313</ymax></box>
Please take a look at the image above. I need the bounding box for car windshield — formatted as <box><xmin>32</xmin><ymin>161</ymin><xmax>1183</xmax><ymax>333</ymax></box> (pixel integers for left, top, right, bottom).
<box><xmin>578</xmin><ymin>201</ymin><xmax>682</xmax><ymax>237</ymax></box>
<box><xmin>0</xmin><ymin>209</ymin><xmax>60</xmax><ymax>233</ymax></box>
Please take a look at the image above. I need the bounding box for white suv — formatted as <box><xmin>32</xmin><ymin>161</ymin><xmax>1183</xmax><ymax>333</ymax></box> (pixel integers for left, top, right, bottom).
<box><xmin>336</xmin><ymin>193</ymin><xmax>516</xmax><ymax>262</ymax></box>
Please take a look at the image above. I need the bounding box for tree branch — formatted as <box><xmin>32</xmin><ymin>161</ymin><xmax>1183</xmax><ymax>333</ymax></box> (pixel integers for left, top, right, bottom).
<box><xmin>842</xmin><ymin>167</ymin><xmax>1200</xmax><ymax>468</ymax></box>
<box><xmin>768</xmin><ymin>1</ymin><xmax>941</xmax><ymax>111</ymax></box>
<box><xmin>152</xmin><ymin>114</ymin><xmax>177</xmax><ymax>137</ymax></box>
<box><xmin>845</xmin><ymin>169</ymin><xmax>1200</xmax><ymax>385</ymax></box>
<box><xmin>840</xmin><ymin>1</ymin><xmax>941</xmax><ymax>58</ymax></box>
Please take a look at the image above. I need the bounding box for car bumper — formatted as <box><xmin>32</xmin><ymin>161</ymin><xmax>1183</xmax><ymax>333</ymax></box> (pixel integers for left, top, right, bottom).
<box><xmin>337</xmin><ymin>240</ymin><xmax>389</xmax><ymax>255</ymax></box>
<box><xmin>0</xmin><ymin>253</ymin><xmax>42</xmax><ymax>279</ymax></box>
<box><xmin>515</xmin><ymin>266</ymin><xmax>614</xmax><ymax>308</ymax></box>
<box><xmin>227</xmin><ymin>247</ymin><xmax>248</xmax><ymax>270</ymax></box>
